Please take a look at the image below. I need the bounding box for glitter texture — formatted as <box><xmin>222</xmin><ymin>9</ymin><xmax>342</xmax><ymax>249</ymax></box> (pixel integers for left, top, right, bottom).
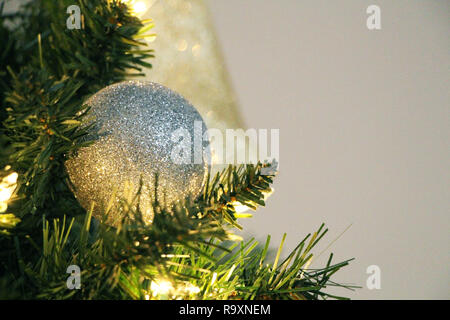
<box><xmin>65</xmin><ymin>81</ymin><xmax>210</xmax><ymax>225</ymax></box>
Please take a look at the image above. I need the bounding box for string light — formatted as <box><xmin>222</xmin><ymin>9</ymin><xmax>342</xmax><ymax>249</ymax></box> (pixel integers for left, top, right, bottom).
<box><xmin>146</xmin><ymin>278</ymin><xmax>201</xmax><ymax>300</ymax></box>
<box><xmin>121</xmin><ymin>0</ymin><xmax>150</xmax><ymax>17</ymax></box>
<box><xmin>0</xmin><ymin>171</ymin><xmax>18</xmax><ymax>213</ymax></box>
<box><xmin>150</xmin><ymin>279</ymin><xmax>173</xmax><ymax>297</ymax></box>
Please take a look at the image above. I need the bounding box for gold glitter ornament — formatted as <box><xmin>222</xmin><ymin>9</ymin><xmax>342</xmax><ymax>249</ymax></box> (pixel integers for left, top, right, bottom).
<box><xmin>65</xmin><ymin>81</ymin><xmax>210</xmax><ymax>225</ymax></box>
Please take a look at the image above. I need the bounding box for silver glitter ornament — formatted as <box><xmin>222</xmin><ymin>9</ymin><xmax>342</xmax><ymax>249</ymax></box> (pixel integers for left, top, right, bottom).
<box><xmin>65</xmin><ymin>81</ymin><xmax>210</xmax><ymax>225</ymax></box>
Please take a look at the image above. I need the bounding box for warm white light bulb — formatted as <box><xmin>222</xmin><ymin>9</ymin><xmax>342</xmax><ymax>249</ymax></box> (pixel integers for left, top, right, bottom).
<box><xmin>133</xmin><ymin>1</ymin><xmax>147</xmax><ymax>14</ymax></box>
<box><xmin>0</xmin><ymin>173</ymin><xmax>18</xmax><ymax>202</ymax></box>
<box><xmin>0</xmin><ymin>202</ymin><xmax>7</xmax><ymax>213</ymax></box>
<box><xmin>150</xmin><ymin>279</ymin><xmax>173</xmax><ymax>297</ymax></box>
<box><xmin>0</xmin><ymin>171</ymin><xmax>19</xmax><ymax>212</ymax></box>
<box><xmin>121</xmin><ymin>0</ymin><xmax>149</xmax><ymax>17</ymax></box>
<box><xmin>4</xmin><ymin>172</ymin><xmax>18</xmax><ymax>185</ymax></box>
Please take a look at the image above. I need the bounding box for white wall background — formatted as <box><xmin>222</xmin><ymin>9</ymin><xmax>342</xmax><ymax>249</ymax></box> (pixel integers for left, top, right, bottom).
<box><xmin>207</xmin><ymin>0</ymin><xmax>449</xmax><ymax>299</ymax></box>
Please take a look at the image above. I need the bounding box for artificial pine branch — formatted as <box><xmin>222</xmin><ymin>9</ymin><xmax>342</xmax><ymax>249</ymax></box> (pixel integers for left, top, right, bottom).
<box><xmin>1</xmin><ymin>162</ymin><xmax>355</xmax><ymax>299</ymax></box>
<box><xmin>0</xmin><ymin>0</ymin><xmax>355</xmax><ymax>300</ymax></box>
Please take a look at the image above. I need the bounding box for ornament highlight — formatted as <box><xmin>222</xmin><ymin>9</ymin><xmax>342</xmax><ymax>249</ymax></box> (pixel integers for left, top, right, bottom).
<box><xmin>65</xmin><ymin>81</ymin><xmax>210</xmax><ymax>225</ymax></box>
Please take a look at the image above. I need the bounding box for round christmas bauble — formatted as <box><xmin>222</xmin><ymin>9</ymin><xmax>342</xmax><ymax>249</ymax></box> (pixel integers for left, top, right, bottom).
<box><xmin>65</xmin><ymin>81</ymin><xmax>210</xmax><ymax>225</ymax></box>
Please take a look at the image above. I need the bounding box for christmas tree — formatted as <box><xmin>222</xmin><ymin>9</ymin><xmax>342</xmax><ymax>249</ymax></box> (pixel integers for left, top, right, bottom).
<box><xmin>0</xmin><ymin>0</ymin><xmax>355</xmax><ymax>300</ymax></box>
